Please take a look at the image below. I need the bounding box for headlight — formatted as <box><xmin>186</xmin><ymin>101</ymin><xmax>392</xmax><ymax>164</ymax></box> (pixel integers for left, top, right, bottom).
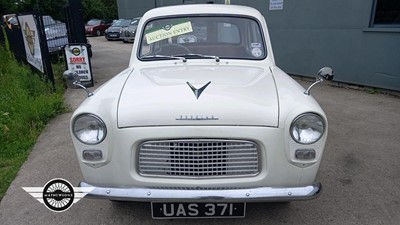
<box><xmin>72</xmin><ymin>114</ymin><xmax>107</xmax><ymax>145</ymax></box>
<box><xmin>290</xmin><ymin>113</ymin><xmax>325</xmax><ymax>144</ymax></box>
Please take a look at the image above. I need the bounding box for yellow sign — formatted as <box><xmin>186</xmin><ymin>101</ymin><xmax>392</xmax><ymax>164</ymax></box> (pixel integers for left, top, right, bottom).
<box><xmin>146</xmin><ymin>21</ymin><xmax>193</xmax><ymax>44</ymax></box>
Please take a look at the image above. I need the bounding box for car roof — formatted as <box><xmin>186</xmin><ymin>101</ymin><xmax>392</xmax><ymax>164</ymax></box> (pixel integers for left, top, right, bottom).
<box><xmin>142</xmin><ymin>4</ymin><xmax>262</xmax><ymax>20</ymax></box>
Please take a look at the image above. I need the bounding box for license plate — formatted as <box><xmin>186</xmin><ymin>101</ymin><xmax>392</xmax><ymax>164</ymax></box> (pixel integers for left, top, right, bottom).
<box><xmin>151</xmin><ymin>202</ymin><xmax>246</xmax><ymax>219</ymax></box>
<box><xmin>109</xmin><ymin>34</ymin><xmax>118</xmax><ymax>37</ymax></box>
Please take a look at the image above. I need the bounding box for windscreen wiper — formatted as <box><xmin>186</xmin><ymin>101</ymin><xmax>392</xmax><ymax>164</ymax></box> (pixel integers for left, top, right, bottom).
<box><xmin>142</xmin><ymin>55</ymin><xmax>187</xmax><ymax>62</ymax></box>
<box><xmin>175</xmin><ymin>53</ymin><xmax>220</xmax><ymax>62</ymax></box>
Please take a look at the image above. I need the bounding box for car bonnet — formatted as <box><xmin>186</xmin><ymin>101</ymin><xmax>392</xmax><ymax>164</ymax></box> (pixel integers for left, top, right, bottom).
<box><xmin>117</xmin><ymin>65</ymin><xmax>279</xmax><ymax>128</ymax></box>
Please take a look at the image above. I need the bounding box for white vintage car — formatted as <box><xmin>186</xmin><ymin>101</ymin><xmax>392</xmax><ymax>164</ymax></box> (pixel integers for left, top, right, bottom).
<box><xmin>65</xmin><ymin>4</ymin><xmax>333</xmax><ymax>219</ymax></box>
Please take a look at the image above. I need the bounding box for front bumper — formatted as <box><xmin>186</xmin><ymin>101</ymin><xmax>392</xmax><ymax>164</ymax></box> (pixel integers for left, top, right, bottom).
<box><xmin>80</xmin><ymin>181</ymin><xmax>321</xmax><ymax>202</ymax></box>
<box><xmin>85</xmin><ymin>30</ymin><xmax>95</xmax><ymax>36</ymax></box>
<box><xmin>122</xmin><ymin>37</ymin><xmax>135</xmax><ymax>42</ymax></box>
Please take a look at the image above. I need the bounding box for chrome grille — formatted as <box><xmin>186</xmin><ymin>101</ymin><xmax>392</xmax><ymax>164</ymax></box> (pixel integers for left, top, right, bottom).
<box><xmin>138</xmin><ymin>139</ymin><xmax>260</xmax><ymax>178</ymax></box>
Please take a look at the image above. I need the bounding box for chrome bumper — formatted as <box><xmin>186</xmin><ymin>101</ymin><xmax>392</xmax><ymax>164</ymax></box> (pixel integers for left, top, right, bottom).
<box><xmin>79</xmin><ymin>182</ymin><xmax>321</xmax><ymax>202</ymax></box>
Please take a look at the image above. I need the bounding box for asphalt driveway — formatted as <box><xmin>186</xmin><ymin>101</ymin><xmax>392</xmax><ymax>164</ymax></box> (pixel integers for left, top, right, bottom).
<box><xmin>0</xmin><ymin>36</ymin><xmax>399</xmax><ymax>225</ymax></box>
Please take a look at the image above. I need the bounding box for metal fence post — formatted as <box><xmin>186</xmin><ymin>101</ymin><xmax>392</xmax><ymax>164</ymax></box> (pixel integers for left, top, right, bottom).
<box><xmin>34</xmin><ymin>10</ymin><xmax>55</xmax><ymax>86</ymax></box>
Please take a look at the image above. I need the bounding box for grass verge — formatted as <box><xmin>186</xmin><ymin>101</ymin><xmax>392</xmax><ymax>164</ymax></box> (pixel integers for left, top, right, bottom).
<box><xmin>0</xmin><ymin>46</ymin><xmax>67</xmax><ymax>200</ymax></box>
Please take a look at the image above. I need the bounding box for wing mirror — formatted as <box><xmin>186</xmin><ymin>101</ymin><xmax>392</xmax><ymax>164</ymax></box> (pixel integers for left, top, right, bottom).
<box><xmin>304</xmin><ymin>67</ymin><xmax>334</xmax><ymax>95</ymax></box>
<box><xmin>63</xmin><ymin>70</ymin><xmax>93</xmax><ymax>97</ymax></box>
<box><xmin>318</xmin><ymin>67</ymin><xmax>334</xmax><ymax>81</ymax></box>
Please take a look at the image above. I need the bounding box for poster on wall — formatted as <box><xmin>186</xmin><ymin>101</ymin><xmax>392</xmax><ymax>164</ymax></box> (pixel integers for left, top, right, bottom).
<box><xmin>18</xmin><ymin>14</ymin><xmax>44</xmax><ymax>73</ymax></box>
<box><xmin>64</xmin><ymin>44</ymin><xmax>93</xmax><ymax>84</ymax></box>
<box><xmin>269</xmin><ymin>0</ymin><xmax>284</xmax><ymax>10</ymax></box>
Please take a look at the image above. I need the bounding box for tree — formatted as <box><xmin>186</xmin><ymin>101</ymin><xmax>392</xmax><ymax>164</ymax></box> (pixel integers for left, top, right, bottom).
<box><xmin>0</xmin><ymin>0</ymin><xmax>35</xmax><ymax>16</ymax></box>
<box><xmin>82</xmin><ymin>0</ymin><xmax>118</xmax><ymax>22</ymax></box>
<box><xmin>1</xmin><ymin>0</ymin><xmax>118</xmax><ymax>22</ymax></box>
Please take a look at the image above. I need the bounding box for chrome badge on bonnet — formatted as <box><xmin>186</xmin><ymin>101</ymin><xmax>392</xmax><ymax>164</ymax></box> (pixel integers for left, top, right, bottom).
<box><xmin>186</xmin><ymin>81</ymin><xmax>211</xmax><ymax>99</ymax></box>
<box><xmin>176</xmin><ymin>115</ymin><xmax>219</xmax><ymax>121</ymax></box>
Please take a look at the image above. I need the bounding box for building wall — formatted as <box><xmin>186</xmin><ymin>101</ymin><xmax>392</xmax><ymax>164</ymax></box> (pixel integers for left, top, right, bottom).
<box><xmin>117</xmin><ymin>0</ymin><xmax>400</xmax><ymax>91</ymax></box>
<box><xmin>245</xmin><ymin>0</ymin><xmax>400</xmax><ymax>91</ymax></box>
<box><xmin>117</xmin><ymin>0</ymin><xmax>155</xmax><ymax>19</ymax></box>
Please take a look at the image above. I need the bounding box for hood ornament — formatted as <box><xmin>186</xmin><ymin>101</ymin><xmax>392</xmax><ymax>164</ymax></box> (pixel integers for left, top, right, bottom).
<box><xmin>186</xmin><ymin>81</ymin><xmax>211</xmax><ymax>99</ymax></box>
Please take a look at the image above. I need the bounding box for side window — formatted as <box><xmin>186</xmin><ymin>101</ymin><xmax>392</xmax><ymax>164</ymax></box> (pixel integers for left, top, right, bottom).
<box><xmin>217</xmin><ymin>23</ymin><xmax>240</xmax><ymax>44</ymax></box>
<box><xmin>140</xmin><ymin>23</ymin><xmax>154</xmax><ymax>56</ymax></box>
<box><xmin>247</xmin><ymin>22</ymin><xmax>263</xmax><ymax>45</ymax></box>
<box><xmin>372</xmin><ymin>0</ymin><xmax>400</xmax><ymax>27</ymax></box>
<box><xmin>191</xmin><ymin>22</ymin><xmax>207</xmax><ymax>42</ymax></box>
<box><xmin>246</xmin><ymin>22</ymin><xmax>265</xmax><ymax>58</ymax></box>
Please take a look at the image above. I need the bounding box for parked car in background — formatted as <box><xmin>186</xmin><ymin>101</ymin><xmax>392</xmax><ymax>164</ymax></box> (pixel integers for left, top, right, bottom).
<box><xmin>8</xmin><ymin>17</ymin><xmax>19</xmax><ymax>28</ymax></box>
<box><xmin>120</xmin><ymin>17</ymin><xmax>141</xmax><ymax>43</ymax></box>
<box><xmin>65</xmin><ymin>4</ymin><xmax>334</xmax><ymax>219</ymax></box>
<box><xmin>2</xmin><ymin>14</ymin><xmax>18</xmax><ymax>29</ymax></box>
<box><xmin>43</xmin><ymin>15</ymin><xmax>69</xmax><ymax>53</ymax></box>
<box><xmin>85</xmin><ymin>19</ymin><xmax>113</xmax><ymax>36</ymax></box>
<box><xmin>105</xmin><ymin>19</ymin><xmax>131</xmax><ymax>40</ymax></box>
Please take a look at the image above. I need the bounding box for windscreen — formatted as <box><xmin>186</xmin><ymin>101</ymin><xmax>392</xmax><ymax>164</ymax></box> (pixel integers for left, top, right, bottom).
<box><xmin>113</xmin><ymin>19</ymin><xmax>131</xmax><ymax>27</ymax></box>
<box><xmin>87</xmin><ymin>20</ymin><xmax>101</xmax><ymax>26</ymax></box>
<box><xmin>138</xmin><ymin>16</ymin><xmax>266</xmax><ymax>60</ymax></box>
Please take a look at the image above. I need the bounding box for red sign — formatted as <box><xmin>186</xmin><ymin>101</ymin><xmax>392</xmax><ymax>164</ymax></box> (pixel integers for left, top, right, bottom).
<box><xmin>69</xmin><ymin>57</ymin><xmax>86</xmax><ymax>64</ymax></box>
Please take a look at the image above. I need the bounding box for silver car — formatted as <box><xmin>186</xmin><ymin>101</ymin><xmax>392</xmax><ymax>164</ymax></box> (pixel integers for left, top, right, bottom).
<box><xmin>120</xmin><ymin>17</ymin><xmax>141</xmax><ymax>43</ymax></box>
<box><xmin>105</xmin><ymin>19</ymin><xmax>131</xmax><ymax>41</ymax></box>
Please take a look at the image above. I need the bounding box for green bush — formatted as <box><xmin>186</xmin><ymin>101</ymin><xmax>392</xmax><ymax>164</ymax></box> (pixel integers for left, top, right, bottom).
<box><xmin>0</xmin><ymin>46</ymin><xmax>67</xmax><ymax>200</ymax></box>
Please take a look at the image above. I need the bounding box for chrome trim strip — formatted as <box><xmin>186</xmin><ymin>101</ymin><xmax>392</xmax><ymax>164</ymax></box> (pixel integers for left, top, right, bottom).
<box><xmin>79</xmin><ymin>182</ymin><xmax>321</xmax><ymax>202</ymax></box>
<box><xmin>176</xmin><ymin>115</ymin><xmax>219</xmax><ymax>120</ymax></box>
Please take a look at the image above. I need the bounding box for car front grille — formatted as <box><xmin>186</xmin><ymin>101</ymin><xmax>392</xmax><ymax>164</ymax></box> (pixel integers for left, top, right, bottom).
<box><xmin>124</xmin><ymin>30</ymin><xmax>132</xmax><ymax>37</ymax></box>
<box><xmin>138</xmin><ymin>139</ymin><xmax>260</xmax><ymax>178</ymax></box>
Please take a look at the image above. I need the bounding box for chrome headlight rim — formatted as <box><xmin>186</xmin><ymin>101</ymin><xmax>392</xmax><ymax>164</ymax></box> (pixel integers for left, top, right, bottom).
<box><xmin>72</xmin><ymin>113</ymin><xmax>107</xmax><ymax>145</ymax></box>
<box><xmin>290</xmin><ymin>113</ymin><xmax>326</xmax><ymax>145</ymax></box>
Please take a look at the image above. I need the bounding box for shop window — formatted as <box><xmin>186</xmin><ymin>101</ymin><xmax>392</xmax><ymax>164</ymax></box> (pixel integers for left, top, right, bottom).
<box><xmin>372</xmin><ymin>0</ymin><xmax>400</xmax><ymax>27</ymax></box>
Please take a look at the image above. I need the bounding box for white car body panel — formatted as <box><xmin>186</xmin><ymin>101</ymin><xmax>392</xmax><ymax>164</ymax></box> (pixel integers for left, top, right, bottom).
<box><xmin>118</xmin><ymin>65</ymin><xmax>279</xmax><ymax>127</ymax></box>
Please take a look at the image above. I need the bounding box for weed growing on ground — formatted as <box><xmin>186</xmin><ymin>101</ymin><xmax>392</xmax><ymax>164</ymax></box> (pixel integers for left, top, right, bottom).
<box><xmin>0</xmin><ymin>46</ymin><xmax>67</xmax><ymax>200</ymax></box>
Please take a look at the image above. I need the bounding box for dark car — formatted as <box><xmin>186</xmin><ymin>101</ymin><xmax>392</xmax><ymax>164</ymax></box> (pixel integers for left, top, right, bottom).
<box><xmin>85</xmin><ymin>19</ymin><xmax>112</xmax><ymax>36</ymax></box>
<box><xmin>105</xmin><ymin>19</ymin><xmax>131</xmax><ymax>40</ymax></box>
<box><xmin>120</xmin><ymin>17</ymin><xmax>141</xmax><ymax>43</ymax></box>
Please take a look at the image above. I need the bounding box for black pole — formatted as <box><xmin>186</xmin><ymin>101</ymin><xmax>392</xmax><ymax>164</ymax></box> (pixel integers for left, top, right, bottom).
<box><xmin>65</xmin><ymin>0</ymin><xmax>94</xmax><ymax>87</ymax></box>
<box><xmin>34</xmin><ymin>9</ymin><xmax>56</xmax><ymax>86</ymax></box>
<box><xmin>67</xmin><ymin>0</ymin><xmax>87</xmax><ymax>44</ymax></box>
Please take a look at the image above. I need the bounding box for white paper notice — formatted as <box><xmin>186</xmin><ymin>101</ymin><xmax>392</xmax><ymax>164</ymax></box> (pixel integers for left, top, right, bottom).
<box><xmin>269</xmin><ymin>0</ymin><xmax>284</xmax><ymax>10</ymax></box>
